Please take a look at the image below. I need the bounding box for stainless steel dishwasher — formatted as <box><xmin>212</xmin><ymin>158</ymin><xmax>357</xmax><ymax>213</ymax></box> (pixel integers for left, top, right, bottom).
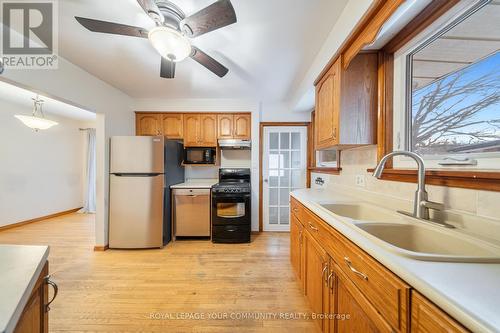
<box><xmin>173</xmin><ymin>188</ymin><xmax>211</xmax><ymax>237</ymax></box>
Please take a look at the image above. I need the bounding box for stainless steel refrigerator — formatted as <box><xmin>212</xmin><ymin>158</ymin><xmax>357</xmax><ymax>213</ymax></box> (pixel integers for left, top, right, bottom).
<box><xmin>109</xmin><ymin>136</ymin><xmax>184</xmax><ymax>249</ymax></box>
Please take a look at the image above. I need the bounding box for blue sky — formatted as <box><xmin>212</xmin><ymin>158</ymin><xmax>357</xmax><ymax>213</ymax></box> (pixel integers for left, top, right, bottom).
<box><xmin>412</xmin><ymin>51</ymin><xmax>500</xmax><ymax>146</ymax></box>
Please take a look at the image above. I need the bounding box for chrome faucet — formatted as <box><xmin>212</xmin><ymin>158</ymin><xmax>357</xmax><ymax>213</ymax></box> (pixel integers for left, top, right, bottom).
<box><xmin>373</xmin><ymin>151</ymin><xmax>453</xmax><ymax>228</ymax></box>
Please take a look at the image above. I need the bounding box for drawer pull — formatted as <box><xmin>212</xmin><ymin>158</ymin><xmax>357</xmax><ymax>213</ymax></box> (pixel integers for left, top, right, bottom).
<box><xmin>44</xmin><ymin>275</ymin><xmax>59</xmax><ymax>312</ymax></box>
<box><xmin>293</xmin><ymin>207</ymin><xmax>299</xmax><ymax>213</ymax></box>
<box><xmin>322</xmin><ymin>263</ymin><xmax>328</xmax><ymax>283</ymax></box>
<box><xmin>327</xmin><ymin>271</ymin><xmax>334</xmax><ymax>292</ymax></box>
<box><xmin>308</xmin><ymin>222</ymin><xmax>319</xmax><ymax>232</ymax></box>
<box><xmin>344</xmin><ymin>257</ymin><xmax>368</xmax><ymax>281</ymax></box>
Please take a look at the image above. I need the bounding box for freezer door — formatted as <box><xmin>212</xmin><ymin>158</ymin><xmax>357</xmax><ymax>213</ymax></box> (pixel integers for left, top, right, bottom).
<box><xmin>109</xmin><ymin>174</ymin><xmax>164</xmax><ymax>248</ymax></box>
<box><xmin>110</xmin><ymin>136</ymin><xmax>164</xmax><ymax>174</ymax></box>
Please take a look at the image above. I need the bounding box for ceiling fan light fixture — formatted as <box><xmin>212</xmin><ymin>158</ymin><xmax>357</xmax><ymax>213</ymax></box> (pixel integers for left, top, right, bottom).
<box><xmin>148</xmin><ymin>26</ymin><xmax>191</xmax><ymax>62</ymax></box>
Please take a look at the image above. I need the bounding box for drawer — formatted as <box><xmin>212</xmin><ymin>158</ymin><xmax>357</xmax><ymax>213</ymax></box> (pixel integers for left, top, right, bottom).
<box><xmin>300</xmin><ymin>203</ymin><xmax>410</xmax><ymax>332</ymax></box>
<box><xmin>212</xmin><ymin>225</ymin><xmax>250</xmax><ymax>243</ymax></box>
<box><xmin>290</xmin><ymin>197</ymin><xmax>303</xmax><ymax>222</ymax></box>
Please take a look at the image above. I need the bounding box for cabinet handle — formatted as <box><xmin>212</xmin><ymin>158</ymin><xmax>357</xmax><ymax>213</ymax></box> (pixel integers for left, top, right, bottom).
<box><xmin>322</xmin><ymin>263</ymin><xmax>328</xmax><ymax>283</ymax></box>
<box><xmin>344</xmin><ymin>257</ymin><xmax>368</xmax><ymax>281</ymax></box>
<box><xmin>292</xmin><ymin>207</ymin><xmax>299</xmax><ymax>213</ymax></box>
<box><xmin>327</xmin><ymin>271</ymin><xmax>334</xmax><ymax>292</ymax></box>
<box><xmin>308</xmin><ymin>222</ymin><xmax>319</xmax><ymax>232</ymax></box>
<box><xmin>333</xmin><ymin>128</ymin><xmax>337</xmax><ymax>139</ymax></box>
<box><xmin>44</xmin><ymin>275</ymin><xmax>59</xmax><ymax>312</ymax></box>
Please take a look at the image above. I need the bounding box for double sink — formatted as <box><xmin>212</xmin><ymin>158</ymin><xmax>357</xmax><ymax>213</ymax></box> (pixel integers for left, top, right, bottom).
<box><xmin>318</xmin><ymin>202</ymin><xmax>500</xmax><ymax>263</ymax></box>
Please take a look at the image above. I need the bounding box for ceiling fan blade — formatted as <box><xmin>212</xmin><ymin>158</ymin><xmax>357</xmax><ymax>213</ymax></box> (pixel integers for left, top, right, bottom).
<box><xmin>75</xmin><ymin>17</ymin><xmax>148</xmax><ymax>38</ymax></box>
<box><xmin>181</xmin><ymin>0</ymin><xmax>237</xmax><ymax>38</ymax></box>
<box><xmin>190</xmin><ymin>46</ymin><xmax>228</xmax><ymax>78</ymax></box>
<box><xmin>160</xmin><ymin>57</ymin><xmax>175</xmax><ymax>79</ymax></box>
<box><xmin>137</xmin><ymin>0</ymin><xmax>164</xmax><ymax>24</ymax></box>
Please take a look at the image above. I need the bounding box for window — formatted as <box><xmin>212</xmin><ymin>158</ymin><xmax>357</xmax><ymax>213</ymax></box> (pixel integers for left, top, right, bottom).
<box><xmin>394</xmin><ymin>0</ymin><xmax>500</xmax><ymax>169</ymax></box>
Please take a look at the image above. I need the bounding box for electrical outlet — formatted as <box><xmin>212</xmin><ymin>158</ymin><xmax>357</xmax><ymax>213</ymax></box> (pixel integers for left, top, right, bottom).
<box><xmin>355</xmin><ymin>175</ymin><xmax>366</xmax><ymax>187</ymax></box>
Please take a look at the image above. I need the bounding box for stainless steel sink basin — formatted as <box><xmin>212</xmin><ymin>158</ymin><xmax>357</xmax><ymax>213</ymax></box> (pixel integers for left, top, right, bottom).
<box><xmin>355</xmin><ymin>222</ymin><xmax>500</xmax><ymax>263</ymax></box>
<box><xmin>320</xmin><ymin>203</ymin><xmax>400</xmax><ymax>222</ymax></box>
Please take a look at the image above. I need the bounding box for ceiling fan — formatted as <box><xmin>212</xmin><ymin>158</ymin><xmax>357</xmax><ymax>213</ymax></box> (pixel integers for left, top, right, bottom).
<box><xmin>75</xmin><ymin>0</ymin><xmax>237</xmax><ymax>78</ymax></box>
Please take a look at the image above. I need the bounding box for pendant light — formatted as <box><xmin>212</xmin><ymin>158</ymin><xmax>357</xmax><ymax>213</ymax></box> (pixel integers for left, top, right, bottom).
<box><xmin>15</xmin><ymin>95</ymin><xmax>58</xmax><ymax>131</ymax></box>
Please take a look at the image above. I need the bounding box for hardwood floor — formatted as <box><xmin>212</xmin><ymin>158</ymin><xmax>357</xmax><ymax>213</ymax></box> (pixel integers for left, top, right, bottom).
<box><xmin>0</xmin><ymin>213</ymin><xmax>318</xmax><ymax>332</ymax></box>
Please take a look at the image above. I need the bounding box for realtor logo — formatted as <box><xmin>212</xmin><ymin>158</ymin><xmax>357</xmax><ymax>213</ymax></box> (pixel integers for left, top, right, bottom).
<box><xmin>1</xmin><ymin>0</ymin><xmax>58</xmax><ymax>70</ymax></box>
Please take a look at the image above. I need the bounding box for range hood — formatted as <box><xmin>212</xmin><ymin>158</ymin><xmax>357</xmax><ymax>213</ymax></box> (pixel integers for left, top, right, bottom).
<box><xmin>218</xmin><ymin>139</ymin><xmax>251</xmax><ymax>150</ymax></box>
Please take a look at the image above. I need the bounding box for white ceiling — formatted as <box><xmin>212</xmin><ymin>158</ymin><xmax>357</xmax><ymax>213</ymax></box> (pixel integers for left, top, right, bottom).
<box><xmin>58</xmin><ymin>0</ymin><xmax>348</xmax><ymax>101</ymax></box>
<box><xmin>0</xmin><ymin>80</ymin><xmax>96</xmax><ymax>121</ymax></box>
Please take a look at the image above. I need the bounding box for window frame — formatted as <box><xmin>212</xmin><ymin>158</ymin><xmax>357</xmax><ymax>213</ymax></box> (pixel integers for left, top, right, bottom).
<box><xmin>367</xmin><ymin>0</ymin><xmax>500</xmax><ymax>191</ymax></box>
<box><xmin>392</xmin><ymin>0</ymin><xmax>500</xmax><ymax>170</ymax></box>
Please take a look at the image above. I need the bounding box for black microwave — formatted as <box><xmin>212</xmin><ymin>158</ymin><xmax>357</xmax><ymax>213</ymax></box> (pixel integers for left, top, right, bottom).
<box><xmin>184</xmin><ymin>147</ymin><xmax>216</xmax><ymax>164</ymax></box>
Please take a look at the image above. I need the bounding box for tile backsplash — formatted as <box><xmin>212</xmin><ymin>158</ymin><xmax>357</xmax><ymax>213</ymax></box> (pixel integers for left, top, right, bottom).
<box><xmin>312</xmin><ymin>145</ymin><xmax>500</xmax><ymax>222</ymax></box>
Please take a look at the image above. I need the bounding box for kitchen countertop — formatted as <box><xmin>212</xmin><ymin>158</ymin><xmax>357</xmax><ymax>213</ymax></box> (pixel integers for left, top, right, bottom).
<box><xmin>0</xmin><ymin>245</ymin><xmax>49</xmax><ymax>333</ymax></box>
<box><xmin>170</xmin><ymin>179</ymin><xmax>218</xmax><ymax>189</ymax></box>
<box><xmin>291</xmin><ymin>188</ymin><xmax>500</xmax><ymax>333</ymax></box>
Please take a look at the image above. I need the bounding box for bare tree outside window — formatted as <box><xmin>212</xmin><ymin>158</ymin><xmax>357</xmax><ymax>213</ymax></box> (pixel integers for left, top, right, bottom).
<box><xmin>411</xmin><ymin>52</ymin><xmax>500</xmax><ymax>155</ymax></box>
<box><xmin>408</xmin><ymin>0</ymin><xmax>500</xmax><ymax>156</ymax></box>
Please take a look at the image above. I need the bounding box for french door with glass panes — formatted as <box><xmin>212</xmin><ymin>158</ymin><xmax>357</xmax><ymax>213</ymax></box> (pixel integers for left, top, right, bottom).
<box><xmin>262</xmin><ymin>126</ymin><xmax>308</xmax><ymax>231</ymax></box>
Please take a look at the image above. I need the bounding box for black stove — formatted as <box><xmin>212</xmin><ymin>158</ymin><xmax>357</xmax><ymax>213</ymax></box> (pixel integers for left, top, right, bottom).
<box><xmin>211</xmin><ymin>169</ymin><xmax>251</xmax><ymax>243</ymax></box>
<box><xmin>211</xmin><ymin>182</ymin><xmax>251</xmax><ymax>194</ymax></box>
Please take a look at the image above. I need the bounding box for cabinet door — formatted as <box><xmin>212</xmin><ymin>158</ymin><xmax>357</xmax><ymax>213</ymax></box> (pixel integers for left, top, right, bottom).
<box><xmin>199</xmin><ymin>114</ymin><xmax>217</xmax><ymax>146</ymax></box>
<box><xmin>411</xmin><ymin>291</ymin><xmax>467</xmax><ymax>333</ymax></box>
<box><xmin>183</xmin><ymin>114</ymin><xmax>200</xmax><ymax>147</ymax></box>
<box><xmin>218</xmin><ymin>114</ymin><xmax>234</xmax><ymax>139</ymax></box>
<box><xmin>233</xmin><ymin>114</ymin><xmax>251</xmax><ymax>139</ymax></box>
<box><xmin>290</xmin><ymin>214</ymin><xmax>304</xmax><ymax>288</ymax></box>
<box><xmin>136</xmin><ymin>114</ymin><xmax>161</xmax><ymax>136</ymax></box>
<box><xmin>335</xmin><ymin>264</ymin><xmax>392</xmax><ymax>333</ymax></box>
<box><xmin>161</xmin><ymin>113</ymin><xmax>183</xmax><ymax>139</ymax></box>
<box><xmin>304</xmin><ymin>231</ymin><xmax>329</xmax><ymax>331</ymax></box>
<box><xmin>315</xmin><ymin>59</ymin><xmax>340</xmax><ymax>149</ymax></box>
<box><xmin>15</xmin><ymin>262</ymin><xmax>48</xmax><ymax>333</ymax></box>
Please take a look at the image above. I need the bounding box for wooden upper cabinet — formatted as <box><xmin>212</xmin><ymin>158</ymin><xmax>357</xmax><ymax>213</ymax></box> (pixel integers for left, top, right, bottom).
<box><xmin>233</xmin><ymin>114</ymin><xmax>251</xmax><ymax>139</ymax></box>
<box><xmin>161</xmin><ymin>113</ymin><xmax>183</xmax><ymax>139</ymax></box>
<box><xmin>217</xmin><ymin>114</ymin><xmax>234</xmax><ymax>139</ymax></box>
<box><xmin>199</xmin><ymin>114</ymin><xmax>217</xmax><ymax>146</ymax></box>
<box><xmin>136</xmin><ymin>112</ymin><xmax>249</xmax><ymax>145</ymax></box>
<box><xmin>314</xmin><ymin>52</ymin><xmax>378</xmax><ymax>150</ymax></box>
<box><xmin>183</xmin><ymin>114</ymin><xmax>201</xmax><ymax>147</ymax></box>
<box><xmin>217</xmin><ymin>113</ymin><xmax>251</xmax><ymax>140</ymax></box>
<box><xmin>316</xmin><ymin>59</ymin><xmax>340</xmax><ymax>149</ymax></box>
<box><xmin>136</xmin><ymin>114</ymin><xmax>161</xmax><ymax>136</ymax></box>
<box><xmin>411</xmin><ymin>291</ymin><xmax>468</xmax><ymax>333</ymax></box>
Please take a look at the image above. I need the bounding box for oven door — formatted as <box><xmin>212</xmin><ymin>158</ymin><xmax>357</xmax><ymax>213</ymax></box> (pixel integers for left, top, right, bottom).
<box><xmin>212</xmin><ymin>193</ymin><xmax>251</xmax><ymax>225</ymax></box>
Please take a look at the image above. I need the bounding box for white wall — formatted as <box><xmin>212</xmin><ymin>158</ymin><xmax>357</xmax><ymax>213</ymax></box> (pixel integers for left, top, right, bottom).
<box><xmin>260</xmin><ymin>101</ymin><xmax>310</xmax><ymax>122</ymax></box>
<box><xmin>2</xmin><ymin>56</ymin><xmax>134</xmax><ymax>246</ymax></box>
<box><xmin>0</xmin><ymin>100</ymin><xmax>92</xmax><ymax>226</ymax></box>
<box><xmin>289</xmin><ymin>0</ymin><xmax>375</xmax><ymax>112</ymax></box>
<box><xmin>134</xmin><ymin>98</ymin><xmax>261</xmax><ymax>231</ymax></box>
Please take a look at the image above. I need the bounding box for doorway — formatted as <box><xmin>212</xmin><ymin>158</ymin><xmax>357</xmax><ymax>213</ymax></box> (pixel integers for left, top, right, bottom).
<box><xmin>261</xmin><ymin>124</ymin><xmax>308</xmax><ymax>232</ymax></box>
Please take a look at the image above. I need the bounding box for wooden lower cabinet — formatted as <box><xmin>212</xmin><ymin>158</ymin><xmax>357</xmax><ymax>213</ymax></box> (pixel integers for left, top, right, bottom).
<box><xmin>290</xmin><ymin>197</ymin><xmax>468</xmax><ymax>333</ymax></box>
<box><xmin>304</xmin><ymin>231</ymin><xmax>329</xmax><ymax>331</ymax></box>
<box><xmin>411</xmin><ymin>291</ymin><xmax>468</xmax><ymax>333</ymax></box>
<box><xmin>290</xmin><ymin>214</ymin><xmax>304</xmax><ymax>287</ymax></box>
<box><xmin>15</xmin><ymin>261</ymin><xmax>50</xmax><ymax>333</ymax></box>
